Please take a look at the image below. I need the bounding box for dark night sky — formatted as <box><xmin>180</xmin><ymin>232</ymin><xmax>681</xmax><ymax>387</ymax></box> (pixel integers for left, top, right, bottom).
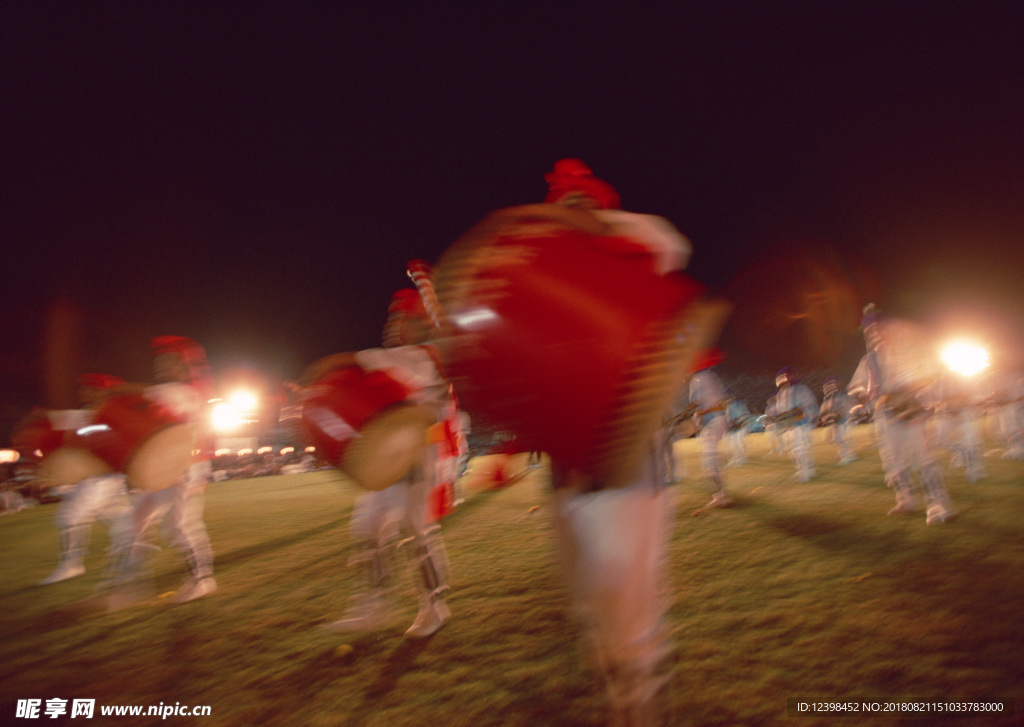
<box><xmin>3</xmin><ymin>3</ymin><xmax>1023</xmax><ymax>417</ymax></box>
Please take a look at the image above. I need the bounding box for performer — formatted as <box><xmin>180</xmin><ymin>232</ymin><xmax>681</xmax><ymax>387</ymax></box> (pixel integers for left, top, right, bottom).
<box><xmin>989</xmin><ymin>364</ymin><xmax>1024</xmax><ymax>460</ymax></box>
<box><xmin>933</xmin><ymin>370</ymin><xmax>987</xmax><ymax>482</ymax></box>
<box><xmin>817</xmin><ymin>376</ymin><xmax>857</xmax><ymax>465</ymax></box>
<box><xmin>688</xmin><ymin>354</ymin><xmax>734</xmax><ymax>511</ymax></box>
<box><xmin>540</xmin><ymin>159</ymin><xmax>692</xmax><ymax>724</ymax></box>
<box><xmin>774</xmin><ymin>367</ymin><xmax>819</xmax><ymax>482</ymax></box>
<box><xmin>36</xmin><ymin>374</ymin><xmax>132</xmax><ymax>585</ymax></box>
<box><xmin>847</xmin><ymin>305</ymin><xmax>956</xmax><ymax>524</ymax></box>
<box><xmin>108</xmin><ymin>336</ymin><xmax>217</xmax><ymax>605</ymax></box>
<box><xmin>323</xmin><ymin>287</ymin><xmax>453</xmax><ymax>639</ymax></box>
<box><xmin>724</xmin><ymin>391</ymin><xmax>751</xmax><ymax>467</ymax></box>
<box><xmin>763</xmin><ymin>395</ymin><xmax>784</xmax><ymax>455</ymax></box>
<box><xmin>662</xmin><ymin>390</ymin><xmax>693</xmax><ymax>483</ymax></box>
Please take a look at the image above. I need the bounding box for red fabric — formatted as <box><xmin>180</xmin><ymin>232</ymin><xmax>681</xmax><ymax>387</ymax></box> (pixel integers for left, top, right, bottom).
<box><xmin>692</xmin><ymin>347</ymin><xmax>726</xmax><ymax>372</ymax></box>
<box><xmin>78</xmin><ymin>373</ymin><xmax>125</xmax><ymax>389</ymax></box>
<box><xmin>388</xmin><ymin>288</ymin><xmax>427</xmax><ymax>316</ymax></box>
<box><xmin>543</xmin><ymin>158</ymin><xmax>621</xmax><ymax>210</ymax></box>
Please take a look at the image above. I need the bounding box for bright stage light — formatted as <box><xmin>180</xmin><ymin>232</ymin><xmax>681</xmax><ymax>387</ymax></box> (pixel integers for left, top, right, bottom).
<box><xmin>211</xmin><ymin>402</ymin><xmax>245</xmax><ymax>432</ymax></box>
<box><xmin>0</xmin><ymin>449</ymin><xmax>19</xmax><ymax>464</ymax></box>
<box><xmin>228</xmin><ymin>389</ymin><xmax>259</xmax><ymax>416</ymax></box>
<box><xmin>941</xmin><ymin>339</ymin><xmax>990</xmax><ymax>376</ymax></box>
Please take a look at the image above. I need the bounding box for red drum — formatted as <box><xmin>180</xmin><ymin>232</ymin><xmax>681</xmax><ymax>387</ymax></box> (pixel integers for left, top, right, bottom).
<box><xmin>11</xmin><ymin>409</ymin><xmax>65</xmax><ymax>460</ymax></box>
<box><xmin>432</xmin><ymin>205</ymin><xmax>729</xmax><ymax>489</ymax></box>
<box><xmin>66</xmin><ymin>393</ymin><xmax>194</xmax><ymax>492</ymax></box>
<box><xmin>301</xmin><ymin>364</ymin><xmax>434</xmax><ymax>491</ymax></box>
<box><xmin>12</xmin><ymin>409</ymin><xmax>113</xmax><ymax>485</ymax></box>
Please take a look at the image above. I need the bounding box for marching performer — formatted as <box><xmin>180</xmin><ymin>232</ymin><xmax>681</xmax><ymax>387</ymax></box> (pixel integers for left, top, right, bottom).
<box><xmin>989</xmin><ymin>364</ymin><xmax>1024</xmax><ymax>460</ymax></box>
<box><xmin>663</xmin><ymin>390</ymin><xmax>693</xmax><ymax>483</ymax></box>
<box><xmin>818</xmin><ymin>376</ymin><xmax>857</xmax><ymax>465</ymax></box>
<box><xmin>323</xmin><ymin>287</ymin><xmax>453</xmax><ymax>639</ymax></box>
<box><xmin>847</xmin><ymin>305</ymin><xmax>956</xmax><ymax>524</ymax></box>
<box><xmin>764</xmin><ymin>395</ymin><xmax>784</xmax><ymax>454</ymax></box>
<box><xmin>688</xmin><ymin>353</ymin><xmax>734</xmax><ymax>511</ymax></box>
<box><xmin>774</xmin><ymin>367</ymin><xmax>819</xmax><ymax>482</ymax></box>
<box><xmin>725</xmin><ymin>391</ymin><xmax>751</xmax><ymax>467</ymax></box>
<box><xmin>108</xmin><ymin>336</ymin><xmax>217</xmax><ymax>605</ymax></box>
<box><xmin>540</xmin><ymin>159</ymin><xmax>693</xmax><ymax>725</ymax></box>
<box><xmin>934</xmin><ymin>370</ymin><xmax>988</xmax><ymax>482</ymax></box>
<box><xmin>35</xmin><ymin>374</ymin><xmax>132</xmax><ymax>585</ymax></box>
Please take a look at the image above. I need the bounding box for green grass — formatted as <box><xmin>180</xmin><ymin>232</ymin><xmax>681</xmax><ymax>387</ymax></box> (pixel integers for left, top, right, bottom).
<box><xmin>1</xmin><ymin>427</ymin><xmax>1022</xmax><ymax>726</ymax></box>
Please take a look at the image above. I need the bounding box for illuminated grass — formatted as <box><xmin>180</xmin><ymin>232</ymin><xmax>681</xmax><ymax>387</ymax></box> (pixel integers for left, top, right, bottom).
<box><xmin>1</xmin><ymin>428</ymin><xmax>1021</xmax><ymax>726</ymax></box>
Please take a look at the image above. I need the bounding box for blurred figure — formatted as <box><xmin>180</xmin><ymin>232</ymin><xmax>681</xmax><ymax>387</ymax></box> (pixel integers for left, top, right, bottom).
<box><xmin>933</xmin><ymin>371</ymin><xmax>987</xmax><ymax>482</ymax></box>
<box><xmin>542</xmin><ymin>159</ymin><xmax>691</xmax><ymax>725</ymax></box>
<box><xmin>989</xmin><ymin>364</ymin><xmax>1024</xmax><ymax>459</ymax></box>
<box><xmin>37</xmin><ymin>374</ymin><xmax>132</xmax><ymax>585</ymax></box>
<box><xmin>663</xmin><ymin>390</ymin><xmax>693</xmax><ymax>483</ymax></box>
<box><xmin>688</xmin><ymin>353</ymin><xmax>734</xmax><ymax>511</ymax></box>
<box><xmin>817</xmin><ymin>376</ymin><xmax>856</xmax><ymax>465</ymax></box>
<box><xmin>725</xmin><ymin>392</ymin><xmax>751</xmax><ymax>467</ymax></box>
<box><xmin>109</xmin><ymin>336</ymin><xmax>217</xmax><ymax>605</ymax></box>
<box><xmin>847</xmin><ymin>305</ymin><xmax>956</xmax><ymax>524</ymax></box>
<box><xmin>324</xmin><ymin>288</ymin><xmax>453</xmax><ymax>639</ymax></box>
<box><xmin>774</xmin><ymin>367</ymin><xmax>819</xmax><ymax>482</ymax></box>
<box><xmin>764</xmin><ymin>395</ymin><xmax>784</xmax><ymax>454</ymax></box>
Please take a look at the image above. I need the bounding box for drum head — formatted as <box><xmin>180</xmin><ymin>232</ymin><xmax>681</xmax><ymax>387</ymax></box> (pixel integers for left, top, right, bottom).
<box><xmin>126</xmin><ymin>424</ymin><xmax>194</xmax><ymax>491</ymax></box>
<box><xmin>38</xmin><ymin>447</ymin><xmax>113</xmax><ymax>485</ymax></box>
<box><xmin>341</xmin><ymin>404</ymin><xmax>433</xmax><ymax>491</ymax></box>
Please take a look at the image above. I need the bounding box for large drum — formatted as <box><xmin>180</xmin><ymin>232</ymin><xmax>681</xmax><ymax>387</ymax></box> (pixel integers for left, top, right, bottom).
<box><xmin>12</xmin><ymin>408</ymin><xmax>113</xmax><ymax>486</ymax></box>
<box><xmin>301</xmin><ymin>364</ymin><xmax>434</xmax><ymax>491</ymax></box>
<box><xmin>66</xmin><ymin>393</ymin><xmax>194</xmax><ymax>492</ymax></box>
<box><xmin>430</xmin><ymin>204</ymin><xmax>729</xmax><ymax>489</ymax></box>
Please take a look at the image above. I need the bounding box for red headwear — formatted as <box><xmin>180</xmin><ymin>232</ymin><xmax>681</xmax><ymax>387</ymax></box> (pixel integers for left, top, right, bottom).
<box><xmin>692</xmin><ymin>347</ymin><xmax>726</xmax><ymax>373</ymax></box>
<box><xmin>543</xmin><ymin>158</ymin><xmax>621</xmax><ymax>210</ymax></box>
<box><xmin>78</xmin><ymin>373</ymin><xmax>125</xmax><ymax>390</ymax></box>
<box><xmin>387</xmin><ymin>288</ymin><xmax>427</xmax><ymax>317</ymax></box>
<box><xmin>151</xmin><ymin>335</ymin><xmax>215</xmax><ymax>401</ymax></box>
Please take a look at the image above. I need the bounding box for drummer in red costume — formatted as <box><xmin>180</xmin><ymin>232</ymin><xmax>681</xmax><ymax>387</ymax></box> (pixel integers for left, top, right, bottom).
<box><xmin>35</xmin><ymin>374</ymin><xmax>133</xmax><ymax>585</ymax></box>
<box><xmin>321</xmin><ymin>288</ymin><xmax>455</xmax><ymax>639</ymax></box>
<box><xmin>108</xmin><ymin>336</ymin><xmax>218</xmax><ymax>606</ymax></box>
<box><xmin>542</xmin><ymin>159</ymin><xmax>691</xmax><ymax>725</ymax></box>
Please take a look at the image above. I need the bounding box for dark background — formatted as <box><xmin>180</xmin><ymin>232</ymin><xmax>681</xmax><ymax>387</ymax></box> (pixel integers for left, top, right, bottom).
<box><xmin>3</xmin><ymin>3</ymin><xmax>1023</xmax><ymax>432</ymax></box>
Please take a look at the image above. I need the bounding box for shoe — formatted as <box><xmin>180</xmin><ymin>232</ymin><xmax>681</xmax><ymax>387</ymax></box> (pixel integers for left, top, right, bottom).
<box><xmin>170</xmin><ymin>577</ymin><xmax>217</xmax><ymax>604</ymax></box>
<box><xmin>704</xmin><ymin>492</ymin><xmax>734</xmax><ymax>510</ymax></box>
<box><xmin>323</xmin><ymin>594</ymin><xmax>386</xmax><ymax>634</ymax></box>
<box><xmin>38</xmin><ymin>561</ymin><xmax>85</xmax><ymax>586</ymax></box>
<box><xmin>404</xmin><ymin>598</ymin><xmax>450</xmax><ymax>639</ymax></box>
<box><xmin>926</xmin><ymin>505</ymin><xmax>958</xmax><ymax>525</ymax></box>
<box><xmin>887</xmin><ymin>500</ymin><xmax>919</xmax><ymax>516</ymax></box>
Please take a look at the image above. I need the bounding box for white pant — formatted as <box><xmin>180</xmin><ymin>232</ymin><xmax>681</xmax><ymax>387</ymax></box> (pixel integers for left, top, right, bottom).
<box><xmin>118</xmin><ymin>461</ymin><xmax>214</xmax><ymax>581</ymax></box>
<box><xmin>52</xmin><ymin>474</ymin><xmax>130</xmax><ymax>566</ymax></box>
<box><xmin>551</xmin><ymin>445</ymin><xmax>671</xmax><ymax>718</ymax></box>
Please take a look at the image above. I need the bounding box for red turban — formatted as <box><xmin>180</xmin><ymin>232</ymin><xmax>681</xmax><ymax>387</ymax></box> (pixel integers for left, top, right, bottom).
<box><xmin>543</xmin><ymin>158</ymin><xmax>621</xmax><ymax>210</ymax></box>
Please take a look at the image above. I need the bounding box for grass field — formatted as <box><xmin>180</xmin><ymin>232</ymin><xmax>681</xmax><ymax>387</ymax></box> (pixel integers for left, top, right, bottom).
<box><xmin>2</xmin><ymin>426</ymin><xmax>1022</xmax><ymax>726</ymax></box>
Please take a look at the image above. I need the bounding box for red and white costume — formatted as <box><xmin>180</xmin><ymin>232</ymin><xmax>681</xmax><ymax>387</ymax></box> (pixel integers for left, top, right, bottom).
<box><xmin>325</xmin><ymin>291</ymin><xmax>454</xmax><ymax>639</ymax></box>
<box><xmin>544</xmin><ymin>159</ymin><xmax>689</xmax><ymax>724</ymax></box>
<box><xmin>109</xmin><ymin>336</ymin><xmax>217</xmax><ymax>605</ymax></box>
<box><xmin>37</xmin><ymin>375</ymin><xmax>132</xmax><ymax>585</ymax></box>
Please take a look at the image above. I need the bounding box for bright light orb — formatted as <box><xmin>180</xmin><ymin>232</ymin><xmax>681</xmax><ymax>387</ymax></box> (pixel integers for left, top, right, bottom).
<box><xmin>212</xmin><ymin>402</ymin><xmax>245</xmax><ymax>432</ymax></box>
<box><xmin>0</xmin><ymin>449</ymin><xmax>20</xmax><ymax>464</ymax></box>
<box><xmin>229</xmin><ymin>390</ymin><xmax>259</xmax><ymax>415</ymax></box>
<box><xmin>941</xmin><ymin>340</ymin><xmax>990</xmax><ymax>377</ymax></box>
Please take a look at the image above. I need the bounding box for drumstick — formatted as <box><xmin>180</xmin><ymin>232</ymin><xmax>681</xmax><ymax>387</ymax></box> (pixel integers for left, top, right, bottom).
<box><xmin>407</xmin><ymin>259</ymin><xmax>446</xmax><ymax>330</ymax></box>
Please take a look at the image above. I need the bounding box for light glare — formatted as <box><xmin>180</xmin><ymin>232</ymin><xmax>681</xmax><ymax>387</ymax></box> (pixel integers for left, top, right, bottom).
<box><xmin>941</xmin><ymin>340</ymin><xmax>990</xmax><ymax>377</ymax></box>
